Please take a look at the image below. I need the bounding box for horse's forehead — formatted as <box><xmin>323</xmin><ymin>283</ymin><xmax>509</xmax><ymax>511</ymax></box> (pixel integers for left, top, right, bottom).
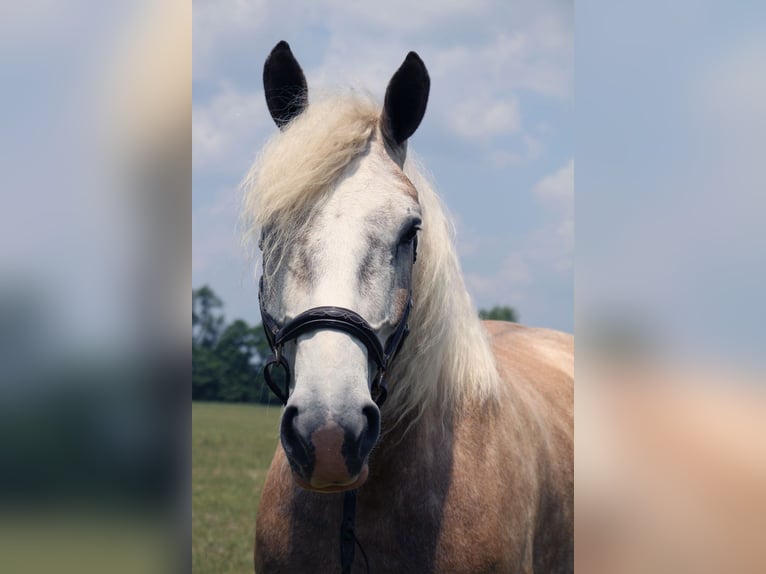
<box><xmin>274</xmin><ymin>145</ymin><xmax>419</xmax><ymax>274</ymax></box>
<box><xmin>328</xmin><ymin>150</ymin><xmax>419</xmax><ymax>218</ymax></box>
<box><xmin>390</xmin><ymin>168</ymin><xmax>418</xmax><ymax>201</ymax></box>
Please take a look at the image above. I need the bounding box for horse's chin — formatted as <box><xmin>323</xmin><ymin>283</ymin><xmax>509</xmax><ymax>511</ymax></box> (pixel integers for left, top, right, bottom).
<box><xmin>291</xmin><ymin>464</ymin><xmax>369</xmax><ymax>493</ymax></box>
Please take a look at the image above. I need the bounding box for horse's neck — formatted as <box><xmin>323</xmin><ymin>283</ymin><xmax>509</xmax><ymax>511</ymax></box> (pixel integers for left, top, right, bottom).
<box><xmin>372</xmin><ymin>396</ymin><xmax>458</xmax><ymax>481</ymax></box>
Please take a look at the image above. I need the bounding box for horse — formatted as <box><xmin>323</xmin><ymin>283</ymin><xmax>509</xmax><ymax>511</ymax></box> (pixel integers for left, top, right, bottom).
<box><xmin>242</xmin><ymin>41</ymin><xmax>573</xmax><ymax>574</ymax></box>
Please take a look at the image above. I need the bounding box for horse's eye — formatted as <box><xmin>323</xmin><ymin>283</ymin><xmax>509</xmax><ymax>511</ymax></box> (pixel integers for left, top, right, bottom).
<box><xmin>399</xmin><ymin>220</ymin><xmax>422</xmax><ymax>245</ymax></box>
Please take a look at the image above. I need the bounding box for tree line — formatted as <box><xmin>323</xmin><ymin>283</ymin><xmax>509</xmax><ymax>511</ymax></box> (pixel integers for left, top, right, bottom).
<box><xmin>192</xmin><ymin>286</ymin><xmax>280</xmax><ymax>404</ymax></box>
<box><xmin>192</xmin><ymin>285</ymin><xmax>516</xmax><ymax>404</ymax></box>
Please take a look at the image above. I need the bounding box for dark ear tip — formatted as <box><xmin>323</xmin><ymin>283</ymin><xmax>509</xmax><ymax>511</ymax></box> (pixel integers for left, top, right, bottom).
<box><xmin>405</xmin><ymin>51</ymin><xmax>424</xmax><ymax>65</ymax></box>
<box><xmin>381</xmin><ymin>50</ymin><xmax>430</xmax><ymax>149</ymax></box>
<box><xmin>402</xmin><ymin>52</ymin><xmax>429</xmax><ymax>86</ymax></box>
<box><xmin>263</xmin><ymin>40</ymin><xmax>308</xmax><ymax>129</ymax></box>
<box><xmin>271</xmin><ymin>40</ymin><xmax>292</xmax><ymax>55</ymax></box>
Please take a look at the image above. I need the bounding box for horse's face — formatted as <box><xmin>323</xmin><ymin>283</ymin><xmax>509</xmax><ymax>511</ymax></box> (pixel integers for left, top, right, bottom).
<box><xmin>262</xmin><ymin>144</ymin><xmax>420</xmax><ymax>491</ymax></box>
<box><xmin>259</xmin><ymin>42</ymin><xmax>429</xmax><ymax>492</ymax></box>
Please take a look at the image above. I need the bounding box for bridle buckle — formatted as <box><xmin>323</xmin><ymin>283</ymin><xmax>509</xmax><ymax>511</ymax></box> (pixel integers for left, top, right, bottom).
<box><xmin>371</xmin><ymin>369</ymin><xmax>388</xmax><ymax>407</ymax></box>
<box><xmin>263</xmin><ymin>350</ymin><xmax>290</xmax><ymax>405</ymax></box>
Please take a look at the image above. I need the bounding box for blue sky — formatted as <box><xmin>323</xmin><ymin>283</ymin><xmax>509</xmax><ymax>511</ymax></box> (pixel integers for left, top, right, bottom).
<box><xmin>193</xmin><ymin>0</ymin><xmax>574</xmax><ymax>332</ymax></box>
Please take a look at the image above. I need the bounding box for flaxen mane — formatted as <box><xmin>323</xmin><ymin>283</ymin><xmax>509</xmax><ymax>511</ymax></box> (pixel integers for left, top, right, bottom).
<box><xmin>241</xmin><ymin>94</ymin><xmax>500</xmax><ymax>428</ymax></box>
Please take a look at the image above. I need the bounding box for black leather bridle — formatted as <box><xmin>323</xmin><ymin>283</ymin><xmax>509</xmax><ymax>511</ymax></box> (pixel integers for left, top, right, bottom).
<box><xmin>259</xmin><ymin>288</ymin><xmax>411</xmax><ymax>407</ymax></box>
<box><xmin>258</xmin><ymin>238</ymin><xmax>416</xmax><ymax>408</ymax></box>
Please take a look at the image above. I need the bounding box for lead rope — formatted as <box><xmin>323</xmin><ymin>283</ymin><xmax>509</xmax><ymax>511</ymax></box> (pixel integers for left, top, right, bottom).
<box><xmin>340</xmin><ymin>491</ymin><xmax>369</xmax><ymax>574</ymax></box>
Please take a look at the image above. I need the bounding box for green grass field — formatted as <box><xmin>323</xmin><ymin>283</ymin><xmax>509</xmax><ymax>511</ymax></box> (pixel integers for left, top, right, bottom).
<box><xmin>192</xmin><ymin>402</ymin><xmax>282</xmax><ymax>573</ymax></box>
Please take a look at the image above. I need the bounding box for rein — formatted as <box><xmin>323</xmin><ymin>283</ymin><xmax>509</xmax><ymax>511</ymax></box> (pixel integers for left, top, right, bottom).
<box><xmin>340</xmin><ymin>490</ymin><xmax>368</xmax><ymax>574</ymax></box>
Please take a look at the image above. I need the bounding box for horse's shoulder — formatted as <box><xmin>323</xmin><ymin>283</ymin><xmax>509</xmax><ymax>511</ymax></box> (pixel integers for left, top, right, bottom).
<box><xmin>479</xmin><ymin>321</ymin><xmax>574</xmax><ymax>570</ymax></box>
<box><xmin>482</xmin><ymin>320</ymin><xmax>574</xmax><ymax>430</ymax></box>
<box><xmin>482</xmin><ymin>320</ymin><xmax>573</xmax><ymax>376</ymax></box>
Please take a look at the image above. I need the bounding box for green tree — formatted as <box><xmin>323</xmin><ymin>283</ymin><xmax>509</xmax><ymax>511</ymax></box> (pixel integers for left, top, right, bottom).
<box><xmin>192</xmin><ymin>345</ymin><xmax>223</xmax><ymax>400</ymax></box>
<box><xmin>193</xmin><ymin>286</ymin><xmax>224</xmax><ymax>349</ymax></box>
<box><xmin>192</xmin><ymin>285</ymin><xmax>282</xmax><ymax>404</ymax></box>
<box><xmin>479</xmin><ymin>306</ymin><xmax>519</xmax><ymax>323</ymax></box>
<box><xmin>215</xmin><ymin>320</ymin><xmax>269</xmax><ymax>402</ymax></box>
<box><xmin>192</xmin><ymin>286</ymin><xmax>226</xmax><ymax>401</ymax></box>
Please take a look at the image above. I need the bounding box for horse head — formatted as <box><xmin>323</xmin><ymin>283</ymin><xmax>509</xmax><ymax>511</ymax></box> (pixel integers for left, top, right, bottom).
<box><xmin>257</xmin><ymin>41</ymin><xmax>430</xmax><ymax>492</ymax></box>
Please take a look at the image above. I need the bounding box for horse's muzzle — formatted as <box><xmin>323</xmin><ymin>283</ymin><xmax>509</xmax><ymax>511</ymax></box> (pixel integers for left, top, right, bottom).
<box><xmin>280</xmin><ymin>403</ymin><xmax>380</xmax><ymax>492</ymax></box>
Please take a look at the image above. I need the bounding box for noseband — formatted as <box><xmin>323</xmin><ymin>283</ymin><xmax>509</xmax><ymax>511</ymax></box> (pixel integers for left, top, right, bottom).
<box><xmin>258</xmin><ymin>278</ymin><xmax>412</xmax><ymax>408</ymax></box>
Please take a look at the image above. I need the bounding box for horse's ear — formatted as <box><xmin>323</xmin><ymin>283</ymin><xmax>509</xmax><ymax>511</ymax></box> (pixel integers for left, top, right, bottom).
<box><xmin>263</xmin><ymin>41</ymin><xmax>308</xmax><ymax>129</ymax></box>
<box><xmin>381</xmin><ymin>52</ymin><xmax>430</xmax><ymax>150</ymax></box>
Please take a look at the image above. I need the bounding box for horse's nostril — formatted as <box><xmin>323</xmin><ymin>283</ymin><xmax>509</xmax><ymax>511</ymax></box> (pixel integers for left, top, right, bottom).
<box><xmin>281</xmin><ymin>406</ymin><xmax>309</xmax><ymax>459</ymax></box>
<box><xmin>362</xmin><ymin>404</ymin><xmax>380</xmax><ymax>432</ymax></box>
<box><xmin>359</xmin><ymin>403</ymin><xmax>381</xmax><ymax>458</ymax></box>
<box><xmin>281</xmin><ymin>405</ymin><xmax>298</xmax><ymax>435</ymax></box>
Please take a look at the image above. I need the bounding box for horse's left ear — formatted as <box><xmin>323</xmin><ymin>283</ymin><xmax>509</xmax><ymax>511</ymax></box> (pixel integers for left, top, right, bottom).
<box><xmin>381</xmin><ymin>52</ymin><xmax>430</xmax><ymax>151</ymax></box>
<box><xmin>263</xmin><ymin>41</ymin><xmax>308</xmax><ymax>129</ymax></box>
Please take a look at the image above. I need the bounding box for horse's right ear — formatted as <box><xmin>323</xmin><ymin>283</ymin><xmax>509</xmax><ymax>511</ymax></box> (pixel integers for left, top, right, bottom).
<box><xmin>381</xmin><ymin>52</ymin><xmax>430</xmax><ymax>152</ymax></box>
<box><xmin>263</xmin><ymin>41</ymin><xmax>308</xmax><ymax>129</ymax></box>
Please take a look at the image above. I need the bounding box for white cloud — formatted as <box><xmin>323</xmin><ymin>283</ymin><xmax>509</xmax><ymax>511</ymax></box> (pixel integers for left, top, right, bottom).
<box><xmin>534</xmin><ymin>158</ymin><xmax>574</xmax><ymax>252</ymax></box>
<box><xmin>325</xmin><ymin>0</ymin><xmax>488</xmax><ymax>33</ymax></box>
<box><xmin>425</xmin><ymin>15</ymin><xmax>571</xmax><ymax>147</ymax></box>
<box><xmin>452</xmin><ymin>97</ymin><xmax>522</xmax><ymax>139</ymax></box>
<box><xmin>464</xmin><ymin>250</ymin><xmax>535</xmax><ymax>320</ymax></box>
<box><xmin>192</xmin><ymin>85</ymin><xmax>268</xmax><ymax>172</ymax></box>
<box><xmin>192</xmin><ymin>186</ymin><xmax>247</xmax><ymax>274</ymax></box>
<box><xmin>534</xmin><ymin>158</ymin><xmax>574</xmax><ymax>206</ymax></box>
<box><xmin>192</xmin><ymin>0</ymin><xmax>270</xmax><ymax>79</ymax></box>
<box><xmin>500</xmin><ymin>253</ymin><xmax>534</xmax><ymax>285</ymax></box>
<box><xmin>430</xmin><ymin>28</ymin><xmax>572</xmax><ymax>102</ymax></box>
<box><xmin>463</xmin><ymin>158</ymin><xmax>574</xmax><ymax>318</ymax></box>
<box><xmin>489</xmin><ymin>134</ymin><xmax>544</xmax><ymax>168</ymax></box>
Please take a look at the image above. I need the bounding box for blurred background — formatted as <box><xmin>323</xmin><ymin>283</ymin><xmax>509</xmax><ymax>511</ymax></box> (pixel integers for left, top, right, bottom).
<box><xmin>576</xmin><ymin>1</ymin><xmax>766</xmax><ymax>572</ymax></box>
<box><xmin>0</xmin><ymin>0</ymin><xmax>189</xmax><ymax>572</ymax></box>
